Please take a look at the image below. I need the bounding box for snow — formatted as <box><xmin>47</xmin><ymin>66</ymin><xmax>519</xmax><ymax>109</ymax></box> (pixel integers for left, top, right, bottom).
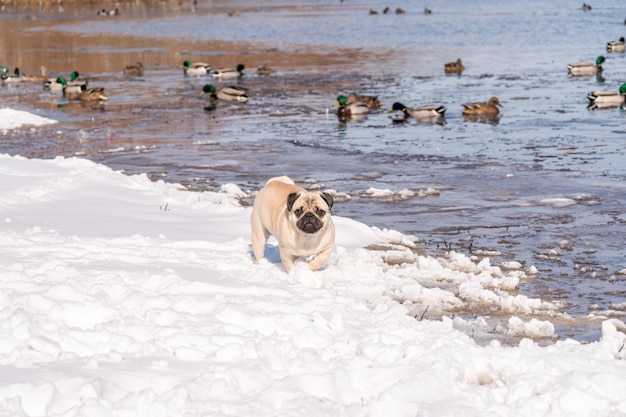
<box><xmin>539</xmin><ymin>197</ymin><xmax>578</xmax><ymax>208</ymax></box>
<box><xmin>0</xmin><ymin>108</ymin><xmax>57</xmax><ymax>131</ymax></box>
<box><xmin>363</xmin><ymin>187</ymin><xmax>439</xmax><ymax>200</ymax></box>
<box><xmin>2</xmin><ymin>110</ymin><xmax>626</xmax><ymax>416</ymax></box>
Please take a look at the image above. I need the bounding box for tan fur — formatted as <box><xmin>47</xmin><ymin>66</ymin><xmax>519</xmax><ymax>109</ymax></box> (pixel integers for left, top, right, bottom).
<box><xmin>250</xmin><ymin>176</ymin><xmax>335</xmax><ymax>272</ymax></box>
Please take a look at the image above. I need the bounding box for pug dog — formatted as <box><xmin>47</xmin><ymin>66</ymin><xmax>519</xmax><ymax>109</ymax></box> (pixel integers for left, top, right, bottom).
<box><xmin>250</xmin><ymin>176</ymin><xmax>335</xmax><ymax>272</ymax></box>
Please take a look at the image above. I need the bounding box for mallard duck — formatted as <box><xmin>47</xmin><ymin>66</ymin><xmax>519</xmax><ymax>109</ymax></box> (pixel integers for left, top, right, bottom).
<box><xmin>200</xmin><ymin>84</ymin><xmax>248</xmax><ymax>102</ymax></box>
<box><xmin>383</xmin><ymin>7</ymin><xmax>391</xmax><ymax>14</ymax></box>
<box><xmin>334</xmin><ymin>95</ymin><xmax>370</xmax><ymax>120</ymax></box>
<box><xmin>1</xmin><ymin>67</ymin><xmax>22</xmax><ymax>84</ymax></box>
<box><xmin>582</xmin><ymin>3</ymin><xmax>592</xmax><ymax>11</ymax></box>
<box><xmin>461</xmin><ymin>97</ymin><xmax>502</xmax><ymax>116</ymax></box>
<box><xmin>567</xmin><ymin>56</ymin><xmax>605</xmax><ymax>76</ymax></box>
<box><xmin>123</xmin><ymin>62</ymin><xmax>144</xmax><ymax>76</ymax></box>
<box><xmin>53</xmin><ymin>76</ymin><xmax>88</xmax><ymax>96</ymax></box>
<box><xmin>395</xmin><ymin>7</ymin><xmax>405</xmax><ymax>14</ymax></box>
<box><xmin>444</xmin><ymin>58</ymin><xmax>465</xmax><ymax>73</ymax></box>
<box><xmin>210</xmin><ymin>64</ymin><xmax>245</xmax><ymax>79</ymax></box>
<box><xmin>424</xmin><ymin>8</ymin><xmax>432</xmax><ymax>15</ymax></box>
<box><xmin>97</xmin><ymin>8</ymin><xmax>119</xmax><ymax>16</ymax></box>
<box><xmin>44</xmin><ymin>71</ymin><xmax>85</xmax><ymax>91</ymax></box>
<box><xmin>256</xmin><ymin>63</ymin><xmax>272</xmax><ymax>76</ymax></box>
<box><xmin>183</xmin><ymin>61</ymin><xmax>211</xmax><ymax>76</ymax></box>
<box><xmin>389</xmin><ymin>102</ymin><xmax>446</xmax><ymax>119</ymax></box>
<box><xmin>607</xmin><ymin>37</ymin><xmax>625</xmax><ymax>53</ymax></box>
<box><xmin>369</xmin><ymin>9</ymin><xmax>378</xmax><ymax>15</ymax></box>
<box><xmin>22</xmin><ymin>66</ymin><xmax>48</xmax><ymax>82</ymax></box>
<box><xmin>347</xmin><ymin>93</ymin><xmax>382</xmax><ymax>110</ymax></box>
<box><xmin>587</xmin><ymin>83</ymin><xmax>626</xmax><ymax>109</ymax></box>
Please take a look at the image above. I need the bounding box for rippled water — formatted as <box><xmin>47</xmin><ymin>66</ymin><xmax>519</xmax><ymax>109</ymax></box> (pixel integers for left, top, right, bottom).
<box><xmin>1</xmin><ymin>0</ymin><xmax>626</xmax><ymax>341</ymax></box>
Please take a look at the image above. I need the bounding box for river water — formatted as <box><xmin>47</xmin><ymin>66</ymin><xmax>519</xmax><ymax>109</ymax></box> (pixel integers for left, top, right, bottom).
<box><xmin>1</xmin><ymin>0</ymin><xmax>625</xmax><ymax>342</ymax></box>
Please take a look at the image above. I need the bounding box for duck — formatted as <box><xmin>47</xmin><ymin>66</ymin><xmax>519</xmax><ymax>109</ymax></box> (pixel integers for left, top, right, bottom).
<box><xmin>200</xmin><ymin>84</ymin><xmax>248</xmax><ymax>102</ymax></box>
<box><xmin>389</xmin><ymin>102</ymin><xmax>446</xmax><ymax>119</ymax></box>
<box><xmin>56</xmin><ymin>76</ymin><xmax>84</xmax><ymax>96</ymax></box>
<box><xmin>1</xmin><ymin>67</ymin><xmax>22</xmax><ymax>84</ymax></box>
<box><xmin>347</xmin><ymin>93</ymin><xmax>382</xmax><ymax>110</ymax></box>
<box><xmin>461</xmin><ymin>97</ymin><xmax>502</xmax><ymax>116</ymax></box>
<box><xmin>567</xmin><ymin>55</ymin><xmax>605</xmax><ymax>76</ymax></box>
<box><xmin>256</xmin><ymin>63</ymin><xmax>272</xmax><ymax>76</ymax></box>
<box><xmin>123</xmin><ymin>62</ymin><xmax>144</xmax><ymax>76</ymax></box>
<box><xmin>22</xmin><ymin>66</ymin><xmax>48</xmax><ymax>82</ymax></box>
<box><xmin>369</xmin><ymin>9</ymin><xmax>378</xmax><ymax>15</ymax></box>
<box><xmin>183</xmin><ymin>61</ymin><xmax>211</xmax><ymax>76</ymax></box>
<box><xmin>395</xmin><ymin>7</ymin><xmax>405</xmax><ymax>14</ymax></box>
<box><xmin>424</xmin><ymin>8</ymin><xmax>432</xmax><ymax>15</ymax></box>
<box><xmin>0</xmin><ymin>66</ymin><xmax>8</xmax><ymax>75</ymax></box>
<box><xmin>97</xmin><ymin>8</ymin><xmax>119</xmax><ymax>16</ymax></box>
<box><xmin>44</xmin><ymin>71</ymin><xmax>85</xmax><ymax>91</ymax></box>
<box><xmin>607</xmin><ymin>37</ymin><xmax>625</xmax><ymax>53</ymax></box>
<box><xmin>210</xmin><ymin>64</ymin><xmax>245</xmax><ymax>79</ymax></box>
<box><xmin>334</xmin><ymin>95</ymin><xmax>370</xmax><ymax>120</ymax></box>
<box><xmin>582</xmin><ymin>3</ymin><xmax>592</xmax><ymax>11</ymax></box>
<box><xmin>444</xmin><ymin>58</ymin><xmax>465</xmax><ymax>73</ymax></box>
<box><xmin>587</xmin><ymin>83</ymin><xmax>626</xmax><ymax>109</ymax></box>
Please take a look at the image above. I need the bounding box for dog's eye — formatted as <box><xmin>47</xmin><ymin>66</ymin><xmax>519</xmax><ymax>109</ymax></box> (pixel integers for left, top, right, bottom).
<box><xmin>294</xmin><ymin>208</ymin><xmax>303</xmax><ymax>217</ymax></box>
<box><xmin>316</xmin><ymin>209</ymin><xmax>325</xmax><ymax>216</ymax></box>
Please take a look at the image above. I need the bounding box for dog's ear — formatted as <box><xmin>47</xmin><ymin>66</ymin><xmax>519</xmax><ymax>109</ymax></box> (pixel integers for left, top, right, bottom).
<box><xmin>287</xmin><ymin>192</ymin><xmax>301</xmax><ymax>212</ymax></box>
<box><xmin>320</xmin><ymin>192</ymin><xmax>334</xmax><ymax>210</ymax></box>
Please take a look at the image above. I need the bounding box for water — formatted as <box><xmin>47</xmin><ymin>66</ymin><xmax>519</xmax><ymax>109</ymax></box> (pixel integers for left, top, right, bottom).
<box><xmin>1</xmin><ymin>0</ymin><xmax>626</xmax><ymax>342</ymax></box>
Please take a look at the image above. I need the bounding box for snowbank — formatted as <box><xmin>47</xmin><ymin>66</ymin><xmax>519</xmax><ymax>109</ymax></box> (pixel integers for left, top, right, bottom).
<box><xmin>0</xmin><ymin>108</ymin><xmax>57</xmax><ymax>131</ymax></box>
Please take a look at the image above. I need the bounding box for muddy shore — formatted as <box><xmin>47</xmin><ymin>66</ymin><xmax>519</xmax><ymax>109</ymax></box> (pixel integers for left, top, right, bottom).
<box><xmin>1</xmin><ymin>0</ymin><xmax>396</xmax><ymax>76</ymax></box>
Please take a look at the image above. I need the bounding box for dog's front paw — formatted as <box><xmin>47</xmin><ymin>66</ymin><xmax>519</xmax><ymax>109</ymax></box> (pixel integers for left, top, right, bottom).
<box><xmin>253</xmin><ymin>257</ymin><xmax>269</xmax><ymax>266</ymax></box>
<box><xmin>308</xmin><ymin>256</ymin><xmax>331</xmax><ymax>272</ymax></box>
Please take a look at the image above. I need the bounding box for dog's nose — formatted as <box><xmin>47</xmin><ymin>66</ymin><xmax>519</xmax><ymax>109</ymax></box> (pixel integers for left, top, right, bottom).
<box><xmin>304</xmin><ymin>213</ymin><xmax>314</xmax><ymax>221</ymax></box>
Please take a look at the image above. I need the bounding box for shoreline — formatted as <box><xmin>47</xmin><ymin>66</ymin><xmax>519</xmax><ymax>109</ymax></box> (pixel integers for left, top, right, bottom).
<box><xmin>0</xmin><ymin>0</ymin><xmax>196</xmax><ymax>11</ymax></box>
<box><xmin>0</xmin><ymin>1</ymin><xmax>399</xmax><ymax>76</ymax></box>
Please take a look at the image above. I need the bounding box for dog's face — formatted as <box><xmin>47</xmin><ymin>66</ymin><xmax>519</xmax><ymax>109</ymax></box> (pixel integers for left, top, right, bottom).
<box><xmin>286</xmin><ymin>191</ymin><xmax>334</xmax><ymax>234</ymax></box>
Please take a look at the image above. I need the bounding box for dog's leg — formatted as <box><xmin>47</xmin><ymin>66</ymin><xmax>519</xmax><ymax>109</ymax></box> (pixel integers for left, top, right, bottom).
<box><xmin>250</xmin><ymin>219</ymin><xmax>269</xmax><ymax>263</ymax></box>
<box><xmin>308</xmin><ymin>245</ymin><xmax>334</xmax><ymax>271</ymax></box>
<box><xmin>278</xmin><ymin>249</ymin><xmax>295</xmax><ymax>273</ymax></box>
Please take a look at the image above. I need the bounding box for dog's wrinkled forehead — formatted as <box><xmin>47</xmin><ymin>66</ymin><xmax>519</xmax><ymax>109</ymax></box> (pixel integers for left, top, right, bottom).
<box><xmin>287</xmin><ymin>192</ymin><xmax>333</xmax><ymax>214</ymax></box>
<box><xmin>301</xmin><ymin>195</ymin><xmax>321</xmax><ymax>208</ymax></box>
